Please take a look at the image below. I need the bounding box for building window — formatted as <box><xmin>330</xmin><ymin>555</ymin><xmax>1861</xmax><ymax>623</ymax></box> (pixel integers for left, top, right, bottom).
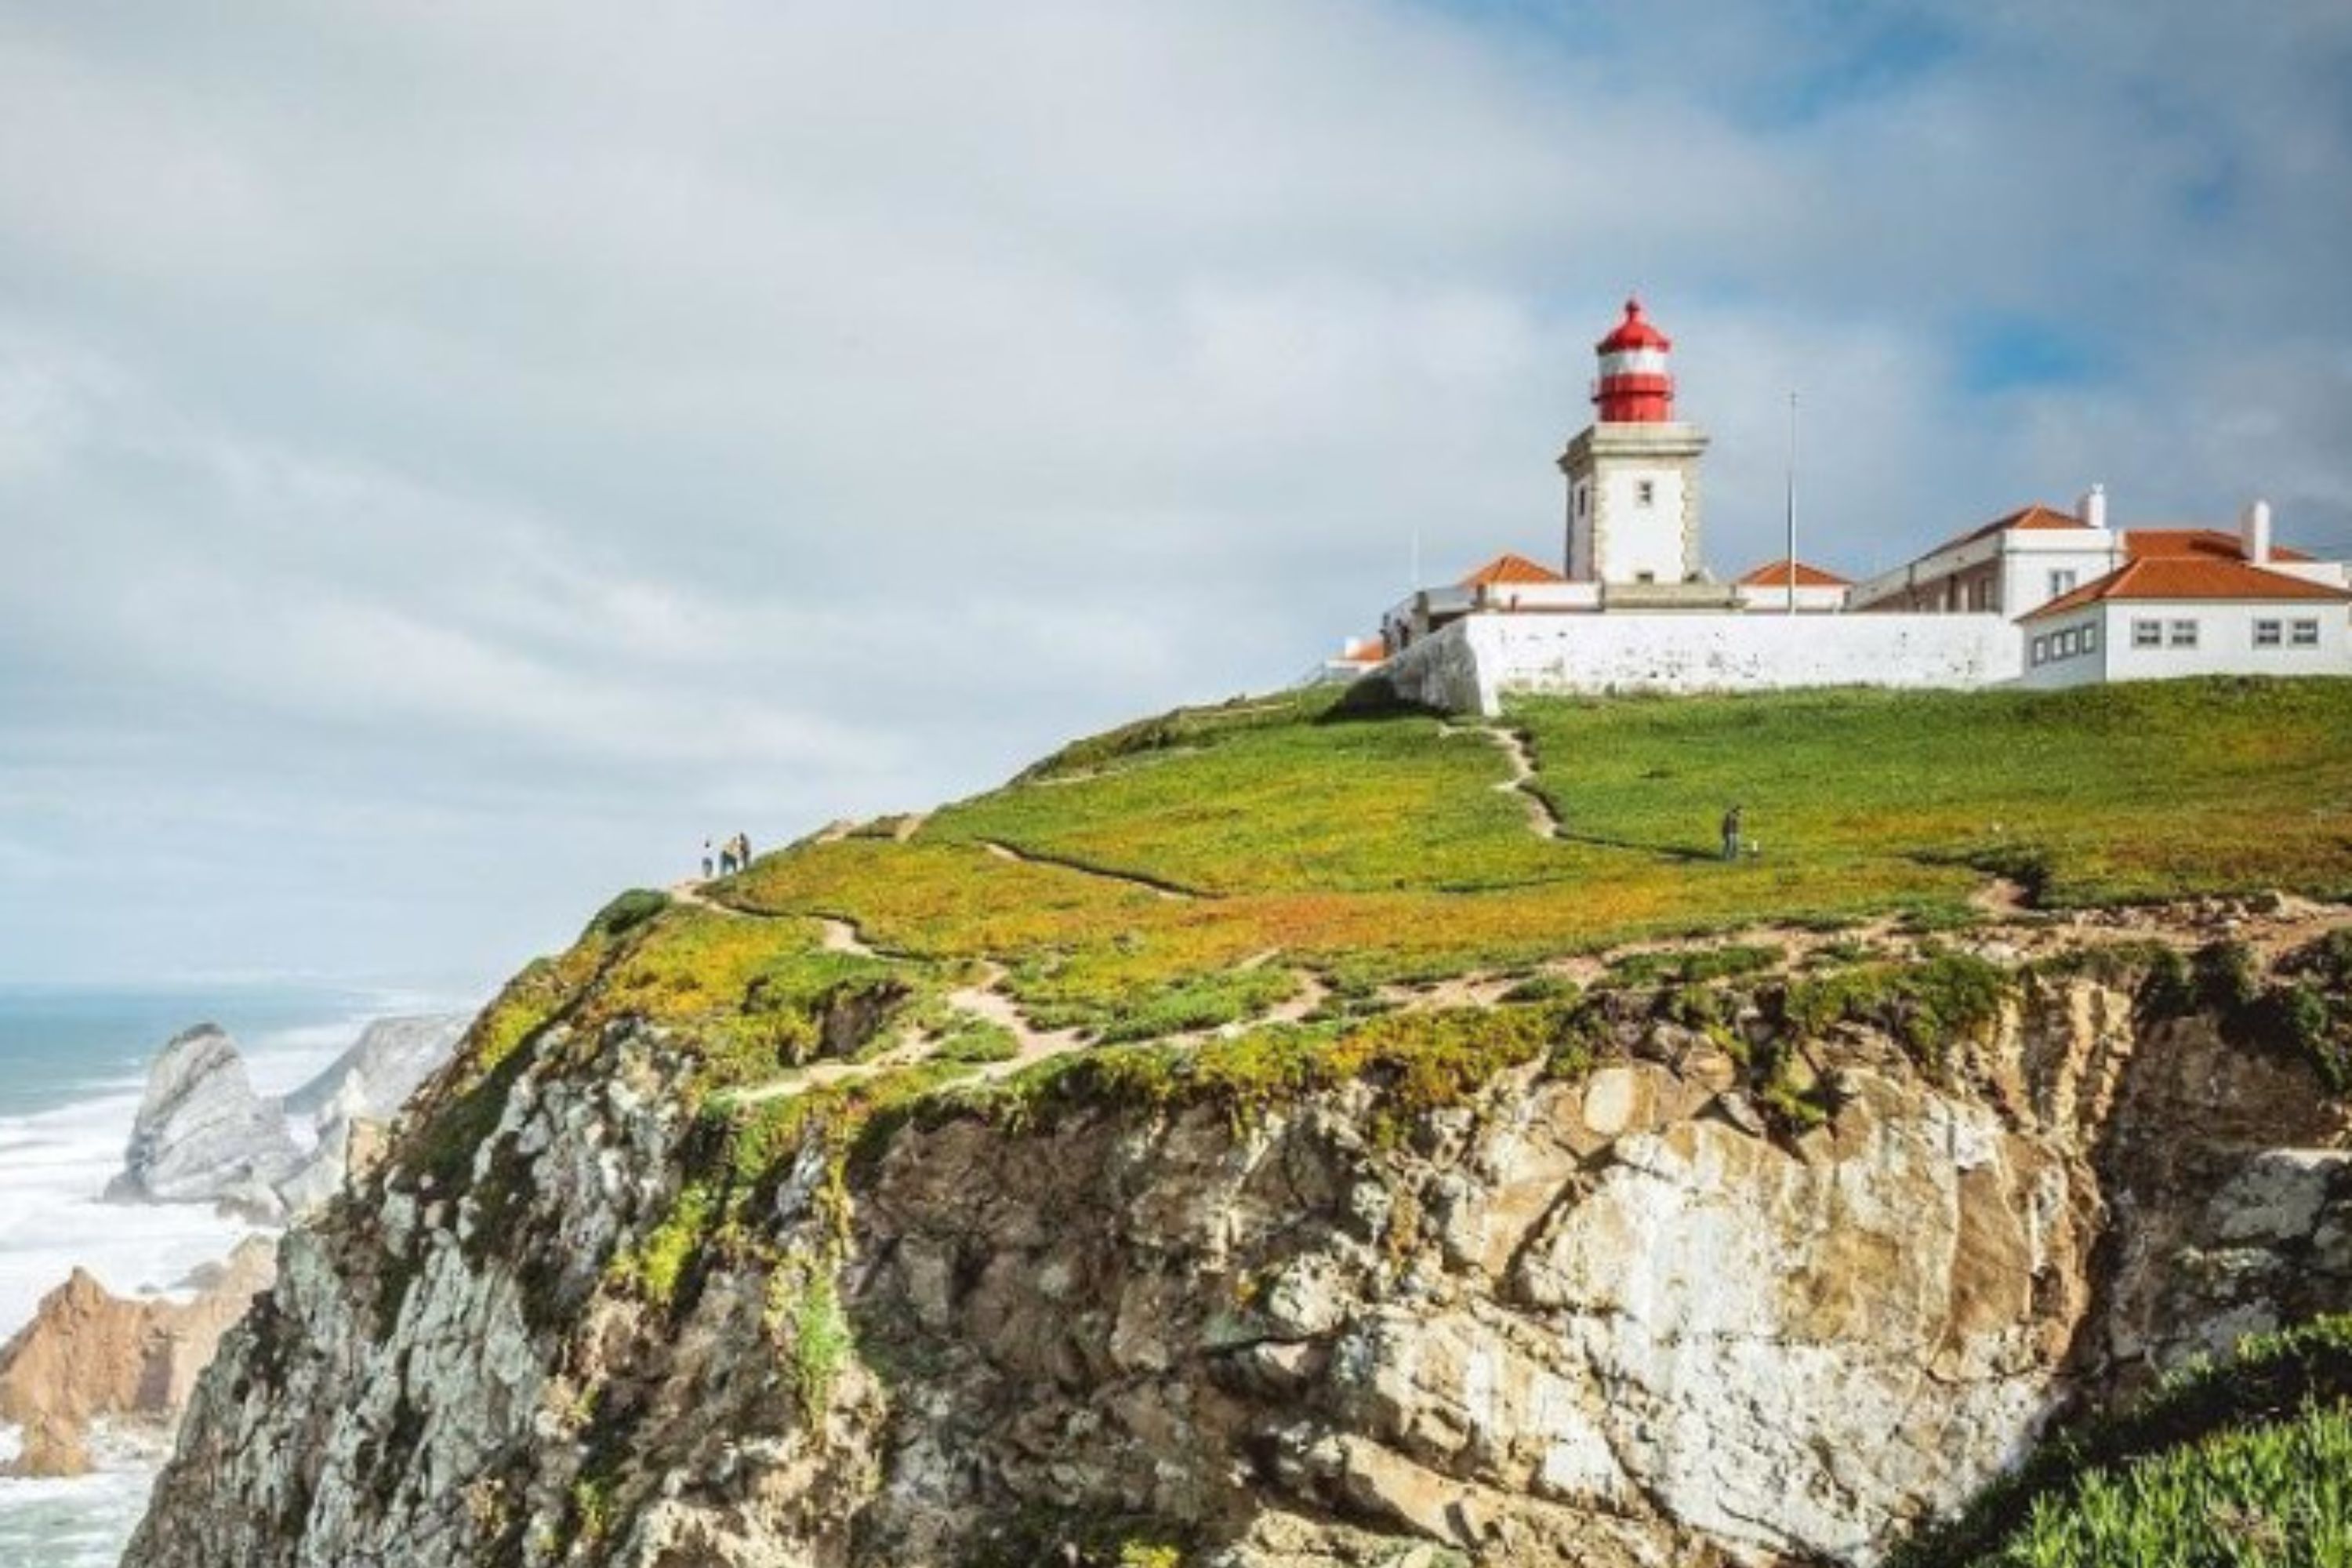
<box><xmin>2056</xmin><ymin>630</ymin><xmax>2075</xmax><ymax>657</ymax></box>
<box><xmin>2292</xmin><ymin>619</ymin><xmax>2321</xmax><ymax>647</ymax></box>
<box><xmin>2032</xmin><ymin>635</ymin><xmax>2049</xmax><ymax>666</ymax></box>
<box><xmin>2168</xmin><ymin>619</ymin><xmax>2198</xmax><ymax>648</ymax></box>
<box><xmin>2082</xmin><ymin>622</ymin><xmax>2098</xmax><ymax>652</ymax></box>
<box><xmin>1574</xmin><ymin>485</ymin><xmax>1588</xmax><ymax>518</ymax></box>
<box><xmin>2049</xmin><ymin>569</ymin><xmax>2078</xmax><ymax>599</ymax></box>
<box><xmin>2132</xmin><ymin>619</ymin><xmax>2161</xmax><ymax>648</ymax></box>
<box><xmin>2254</xmin><ymin>619</ymin><xmax>2283</xmax><ymax>648</ymax></box>
<box><xmin>1635</xmin><ymin>479</ymin><xmax>1656</xmax><ymax>507</ymax></box>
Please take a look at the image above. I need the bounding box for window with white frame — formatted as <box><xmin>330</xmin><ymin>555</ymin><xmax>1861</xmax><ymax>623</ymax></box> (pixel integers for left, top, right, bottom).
<box><xmin>2082</xmin><ymin>622</ymin><xmax>2098</xmax><ymax>652</ymax></box>
<box><xmin>2168</xmin><ymin>619</ymin><xmax>2199</xmax><ymax>648</ymax></box>
<box><xmin>1635</xmin><ymin>479</ymin><xmax>1656</xmax><ymax>507</ymax></box>
<box><xmin>2292</xmin><ymin>619</ymin><xmax>2321</xmax><ymax>647</ymax></box>
<box><xmin>2049</xmin><ymin>569</ymin><xmax>2078</xmax><ymax>599</ymax></box>
<box><xmin>2031</xmin><ymin>635</ymin><xmax>2049</xmax><ymax>666</ymax></box>
<box><xmin>2254</xmin><ymin>619</ymin><xmax>2283</xmax><ymax>648</ymax></box>
<box><xmin>2057</xmin><ymin>629</ymin><xmax>2077</xmax><ymax>657</ymax></box>
<box><xmin>2132</xmin><ymin>619</ymin><xmax>2162</xmax><ymax>648</ymax></box>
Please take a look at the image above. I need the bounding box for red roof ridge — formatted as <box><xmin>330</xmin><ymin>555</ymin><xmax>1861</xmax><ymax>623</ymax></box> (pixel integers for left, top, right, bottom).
<box><xmin>1461</xmin><ymin>552</ymin><xmax>1569</xmax><ymax>586</ymax></box>
<box><xmin>1736</xmin><ymin>557</ymin><xmax>1851</xmax><ymax>588</ymax></box>
<box><xmin>1936</xmin><ymin>502</ymin><xmax>2091</xmax><ymax>551</ymax></box>
<box><xmin>2124</xmin><ymin>527</ymin><xmax>2317</xmax><ymax>564</ymax></box>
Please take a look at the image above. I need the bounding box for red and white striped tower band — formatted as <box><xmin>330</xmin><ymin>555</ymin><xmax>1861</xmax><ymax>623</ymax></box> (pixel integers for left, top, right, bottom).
<box><xmin>1592</xmin><ymin>297</ymin><xmax>1675</xmax><ymax>424</ymax></box>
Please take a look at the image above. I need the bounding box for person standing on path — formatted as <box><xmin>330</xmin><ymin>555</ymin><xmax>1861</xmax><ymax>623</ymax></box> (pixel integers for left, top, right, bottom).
<box><xmin>1721</xmin><ymin>804</ymin><xmax>1744</xmax><ymax>862</ymax></box>
<box><xmin>733</xmin><ymin>830</ymin><xmax>753</xmax><ymax>871</ymax></box>
<box><xmin>701</xmin><ymin>839</ymin><xmax>715</xmax><ymax>880</ymax></box>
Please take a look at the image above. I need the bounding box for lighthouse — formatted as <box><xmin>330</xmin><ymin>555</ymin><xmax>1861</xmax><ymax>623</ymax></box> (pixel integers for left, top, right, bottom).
<box><xmin>1559</xmin><ymin>297</ymin><xmax>1715</xmax><ymax>593</ymax></box>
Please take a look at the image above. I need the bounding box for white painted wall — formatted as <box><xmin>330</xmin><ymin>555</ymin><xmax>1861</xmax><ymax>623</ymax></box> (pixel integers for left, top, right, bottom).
<box><xmin>2025</xmin><ymin>601</ymin><xmax>2352</xmax><ymax>689</ymax></box>
<box><xmin>1380</xmin><ymin>615</ymin><xmax>1494</xmax><ymax>713</ymax></box>
<box><xmin>1595</xmin><ymin>465</ymin><xmax>1689</xmax><ymax>584</ymax></box>
<box><xmin>2016</xmin><ymin>607</ymin><xmax>2110</xmax><ymax>689</ymax></box>
<box><xmin>1377</xmin><ymin>611</ymin><xmax>2020</xmax><ymax>715</ymax></box>
<box><xmin>1999</xmin><ymin>539</ymin><xmax>2124</xmax><ymax>618</ymax></box>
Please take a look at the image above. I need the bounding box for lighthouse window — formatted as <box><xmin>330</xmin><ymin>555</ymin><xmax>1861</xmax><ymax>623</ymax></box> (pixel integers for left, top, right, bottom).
<box><xmin>2293</xmin><ymin>619</ymin><xmax>2321</xmax><ymax>646</ymax></box>
<box><xmin>2048</xmin><ymin>569</ymin><xmax>2078</xmax><ymax>599</ymax></box>
<box><xmin>2254</xmin><ymin>619</ymin><xmax>2283</xmax><ymax>648</ymax></box>
<box><xmin>1635</xmin><ymin>479</ymin><xmax>1656</xmax><ymax>507</ymax></box>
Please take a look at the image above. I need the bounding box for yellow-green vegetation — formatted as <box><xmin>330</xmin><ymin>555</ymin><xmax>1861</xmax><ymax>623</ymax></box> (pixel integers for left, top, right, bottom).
<box><xmin>772</xmin><ymin>1268</ymin><xmax>853</xmax><ymax>1424</ymax></box>
<box><xmin>1779</xmin><ymin>951</ymin><xmax>2012</xmax><ymax>1073</ymax></box>
<box><xmin>938</xmin><ymin>999</ymin><xmax>1602</xmax><ymax>1146</ymax></box>
<box><xmin>726</xmin><ymin>680</ymin><xmax>2352</xmax><ymax>1033</ymax></box>
<box><xmin>1891</xmin><ymin>1314</ymin><xmax>2352</xmax><ymax>1568</ymax></box>
<box><xmin>1516</xmin><ymin>679</ymin><xmax>2352</xmax><ymax>912</ymax></box>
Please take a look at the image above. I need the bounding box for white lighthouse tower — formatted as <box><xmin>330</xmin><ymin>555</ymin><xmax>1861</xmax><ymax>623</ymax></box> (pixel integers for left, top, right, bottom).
<box><xmin>1559</xmin><ymin>298</ymin><xmax>1715</xmax><ymax>595</ymax></box>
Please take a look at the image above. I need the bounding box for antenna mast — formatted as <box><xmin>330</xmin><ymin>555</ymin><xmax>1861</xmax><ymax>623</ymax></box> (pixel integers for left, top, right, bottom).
<box><xmin>1784</xmin><ymin>390</ymin><xmax>1799</xmax><ymax>616</ymax></box>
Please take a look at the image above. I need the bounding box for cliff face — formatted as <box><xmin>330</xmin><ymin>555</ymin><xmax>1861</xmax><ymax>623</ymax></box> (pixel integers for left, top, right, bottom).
<box><xmin>122</xmin><ymin>935</ymin><xmax>2352</xmax><ymax>1568</ymax></box>
<box><xmin>0</xmin><ymin>1239</ymin><xmax>276</xmax><ymax>1479</ymax></box>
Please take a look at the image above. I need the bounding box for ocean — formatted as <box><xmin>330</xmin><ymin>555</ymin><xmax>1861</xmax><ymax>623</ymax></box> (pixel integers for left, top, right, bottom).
<box><xmin>0</xmin><ymin>982</ymin><xmax>463</xmax><ymax>1568</ymax></box>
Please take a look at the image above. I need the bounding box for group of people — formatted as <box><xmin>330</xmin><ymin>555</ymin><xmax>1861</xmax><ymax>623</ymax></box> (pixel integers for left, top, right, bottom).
<box><xmin>701</xmin><ymin>831</ymin><xmax>755</xmax><ymax>880</ymax></box>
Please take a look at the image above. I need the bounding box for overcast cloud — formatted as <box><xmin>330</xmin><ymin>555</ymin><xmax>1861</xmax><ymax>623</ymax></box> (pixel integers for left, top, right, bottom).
<box><xmin>2</xmin><ymin>0</ymin><xmax>2348</xmax><ymax>988</ymax></box>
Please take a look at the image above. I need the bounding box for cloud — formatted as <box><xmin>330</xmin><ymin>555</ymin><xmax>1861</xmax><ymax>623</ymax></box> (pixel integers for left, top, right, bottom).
<box><xmin>0</xmin><ymin>0</ymin><xmax>2345</xmax><ymax>984</ymax></box>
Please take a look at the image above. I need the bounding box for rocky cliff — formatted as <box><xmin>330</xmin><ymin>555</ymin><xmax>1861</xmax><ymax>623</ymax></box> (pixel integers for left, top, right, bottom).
<box><xmin>121</xmin><ymin>909</ymin><xmax>2352</xmax><ymax>1568</ymax></box>
<box><xmin>0</xmin><ymin>1239</ymin><xmax>275</xmax><ymax>1479</ymax></box>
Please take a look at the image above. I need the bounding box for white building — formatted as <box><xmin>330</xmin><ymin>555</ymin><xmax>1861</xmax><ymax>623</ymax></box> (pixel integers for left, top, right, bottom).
<box><xmin>1346</xmin><ymin>299</ymin><xmax>2352</xmax><ymax>712</ymax></box>
<box><xmin>2019</xmin><ymin>544</ymin><xmax>2352</xmax><ymax>691</ymax></box>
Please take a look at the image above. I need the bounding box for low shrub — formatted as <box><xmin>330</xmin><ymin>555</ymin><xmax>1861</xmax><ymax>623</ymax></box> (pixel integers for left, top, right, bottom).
<box><xmin>1889</xmin><ymin>1314</ymin><xmax>2352</xmax><ymax>1567</ymax></box>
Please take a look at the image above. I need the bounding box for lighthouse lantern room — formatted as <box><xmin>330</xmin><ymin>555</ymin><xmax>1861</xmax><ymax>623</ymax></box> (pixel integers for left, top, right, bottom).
<box><xmin>1559</xmin><ymin>297</ymin><xmax>1715</xmax><ymax>593</ymax></box>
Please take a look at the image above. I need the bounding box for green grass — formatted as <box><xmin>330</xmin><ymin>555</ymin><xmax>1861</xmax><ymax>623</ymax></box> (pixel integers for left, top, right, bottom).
<box><xmin>1892</xmin><ymin>1315</ymin><xmax>2352</xmax><ymax>1568</ymax></box>
<box><xmin>722</xmin><ymin>680</ymin><xmax>2352</xmax><ymax>1034</ymax></box>
<box><xmin>1515</xmin><ymin>680</ymin><xmax>2352</xmax><ymax>912</ymax></box>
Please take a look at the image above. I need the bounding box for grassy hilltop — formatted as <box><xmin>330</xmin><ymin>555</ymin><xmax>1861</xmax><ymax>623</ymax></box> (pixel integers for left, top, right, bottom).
<box><xmin>442</xmin><ymin>676</ymin><xmax>2352</xmax><ymax>1109</ymax></box>
<box><xmin>407</xmin><ymin>675</ymin><xmax>2352</xmax><ymax>1564</ymax></box>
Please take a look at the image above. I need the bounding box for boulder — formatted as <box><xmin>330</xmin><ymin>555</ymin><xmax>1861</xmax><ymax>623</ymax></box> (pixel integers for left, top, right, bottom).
<box><xmin>104</xmin><ymin>1025</ymin><xmax>302</xmax><ymax>1209</ymax></box>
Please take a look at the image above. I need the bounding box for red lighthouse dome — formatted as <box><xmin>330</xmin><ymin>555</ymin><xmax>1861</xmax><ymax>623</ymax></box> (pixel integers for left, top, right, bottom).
<box><xmin>1593</xmin><ymin>296</ymin><xmax>1675</xmax><ymax>423</ymax></box>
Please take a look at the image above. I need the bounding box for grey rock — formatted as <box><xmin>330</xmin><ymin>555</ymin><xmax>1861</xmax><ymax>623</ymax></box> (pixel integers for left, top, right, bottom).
<box><xmin>105</xmin><ymin>1025</ymin><xmax>301</xmax><ymax>1207</ymax></box>
<box><xmin>282</xmin><ymin>1014</ymin><xmax>466</xmax><ymax>1130</ymax></box>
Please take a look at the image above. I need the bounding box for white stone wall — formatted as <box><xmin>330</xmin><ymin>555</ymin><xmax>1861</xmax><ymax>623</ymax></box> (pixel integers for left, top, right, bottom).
<box><xmin>1375</xmin><ymin>612</ymin><xmax>2020</xmax><ymax>715</ymax></box>
<box><xmin>2027</xmin><ymin>601</ymin><xmax>2352</xmax><ymax>689</ymax></box>
<box><xmin>1380</xmin><ymin>616</ymin><xmax>1496</xmax><ymax>713</ymax></box>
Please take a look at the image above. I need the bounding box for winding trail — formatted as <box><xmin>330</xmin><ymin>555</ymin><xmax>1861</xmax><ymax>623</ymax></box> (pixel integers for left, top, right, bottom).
<box><xmin>972</xmin><ymin>839</ymin><xmax>1200</xmax><ymax>902</ymax></box>
<box><xmin>1440</xmin><ymin>722</ymin><xmax>1563</xmax><ymax>841</ymax></box>
<box><xmin>819</xmin><ymin>917</ymin><xmax>876</xmax><ymax>957</ymax></box>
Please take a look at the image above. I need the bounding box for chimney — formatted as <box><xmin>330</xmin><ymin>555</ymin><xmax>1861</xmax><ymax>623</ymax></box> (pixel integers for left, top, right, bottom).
<box><xmin>2241</xmin><ymin>499</ymin><xmax>2273</xmax><ymax>564</ymax></box>
<box><xmin>2078</xmin><ymin>483</ymin><xmax>2108</xmax><ymax>532</ymax></box>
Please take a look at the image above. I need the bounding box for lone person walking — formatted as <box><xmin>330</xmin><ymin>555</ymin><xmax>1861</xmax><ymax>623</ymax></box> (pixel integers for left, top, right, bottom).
<box><xmin>1721</xmin><ymin>804</ymin><xmax>1744</xmax><ymax>862</ymax></box>
<box><xmin>701</xmin><ymin>838</ymin><xmax>715</xmax><ymax>880</ymax></box>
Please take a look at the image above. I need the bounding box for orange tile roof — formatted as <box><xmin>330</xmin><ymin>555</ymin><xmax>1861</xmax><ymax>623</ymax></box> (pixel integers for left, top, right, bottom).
<box><xmin>1338</xmin><ymin>637</ymin><xmax>1385</xmax><ymax>663</ymax></box>
<box><xmin>1736</xmin><ymin>557</ymin><xmax>1852</xmax><ymax>588</ymax></box>
<box><xmin>2024</xmin><ymin>557</ymin><xmax>2352</xmax><ymax>620</ymax></box>
<box><xmin>1461</xmin><ymin>552</ymin><xmax>1568</xmax><ymax>586</ymax></box>
<box><xmin>2124</xmin><ymin>528</ymin><xmax>2316</xmax><ymax>564</ymax></box>
<box><xmin>1939</xmin><ymin>503</ymin><xmax>2090</xmax><ymax>551</ymax></box>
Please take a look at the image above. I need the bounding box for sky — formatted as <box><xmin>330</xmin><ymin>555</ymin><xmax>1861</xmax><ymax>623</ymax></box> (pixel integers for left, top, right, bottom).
<box><xmin>2</xmin><ymin>1</ymin><xmax>2348</xmax><ymax>990</ymax></box>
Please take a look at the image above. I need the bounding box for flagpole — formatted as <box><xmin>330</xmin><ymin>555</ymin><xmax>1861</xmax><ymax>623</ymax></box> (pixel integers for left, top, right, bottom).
<box><xmin>1784</xmin><ymin>390</ymin><xmax>1799</xmax><ymax>615</ymax></box>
